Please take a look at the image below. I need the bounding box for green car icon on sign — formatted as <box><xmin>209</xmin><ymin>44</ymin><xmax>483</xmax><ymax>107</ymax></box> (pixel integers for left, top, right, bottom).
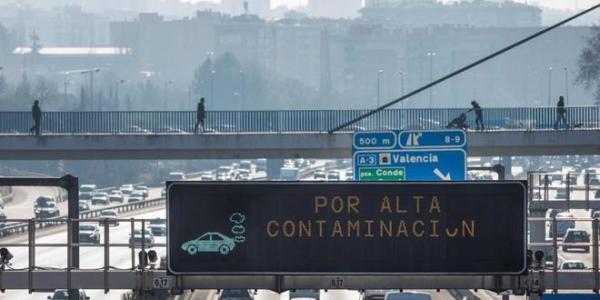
<box><xmin>182</xmin><ymin>232</ymin><xmax>236</xmax><ymax>255</ymax></box>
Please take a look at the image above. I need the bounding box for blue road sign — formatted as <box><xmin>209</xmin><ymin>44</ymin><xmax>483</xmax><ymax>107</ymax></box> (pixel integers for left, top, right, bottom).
<box><xmin>352</xmin><ymin>130</ymin><xmax>467</xmax><ymax>181</ymax></box>
<box><xmin>398</xmin><ymin>129</ymin><xmax>466</xmax><ymax>149</ymax></box>
<box><xmin>541</xmin><ymin>295</ymin><xmax>600</xmax><ymax>300</ymax></box>
<box><xmin>354</xmin><ymin>149</ymin><xmax>467</xmax><ymax>181</ymax></box>
<box><xmin>353</xmin><ymin>131</ymin><xmax>396</xmax><ymax>150</ymax></box>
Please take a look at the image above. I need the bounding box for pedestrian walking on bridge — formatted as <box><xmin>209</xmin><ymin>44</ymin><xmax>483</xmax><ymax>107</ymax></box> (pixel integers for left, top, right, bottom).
<box><xmin>194</xmin><ymin>97</ymin><xmax>205</xmax><ymax>134</ymax></box>
<box><xmin>468</xmin><ymin>100</ymin><xmax>484</xmax><ymax>131</ymax></box>
<box><xmin>554</xmin><ymin>96</ymin><xmax>569</xmax><ymax>130</ymax></box>
<box><xmin>29</xmin><ymin>100</ymin><xmax>42</xmax><ymax>135</ymax></box>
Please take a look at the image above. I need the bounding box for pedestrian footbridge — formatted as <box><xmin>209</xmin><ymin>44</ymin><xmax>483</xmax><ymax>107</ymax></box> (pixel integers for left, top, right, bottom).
<box><xmin>0</xmin><ymin>130</ymin><xmax>598</xmax><ymax>160</ymax></box>
<box><xmin>0</xmin><ymin>108</ymin><xmax>599</xmax><ymax>159</ymax></box>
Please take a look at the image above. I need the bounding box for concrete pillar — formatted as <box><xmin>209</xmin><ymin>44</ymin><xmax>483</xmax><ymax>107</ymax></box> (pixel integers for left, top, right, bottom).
<box><xmin>267</xmin><ymin>159</ymin><xmax>284</xmax><ymax>180</ymax></box>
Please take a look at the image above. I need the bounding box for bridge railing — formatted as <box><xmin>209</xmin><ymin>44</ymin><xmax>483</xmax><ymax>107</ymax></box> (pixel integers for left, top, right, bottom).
<box><xmin>1</xmin><ymin>106</ymin><xmax>600</xmax><ymax>134</ymax></box>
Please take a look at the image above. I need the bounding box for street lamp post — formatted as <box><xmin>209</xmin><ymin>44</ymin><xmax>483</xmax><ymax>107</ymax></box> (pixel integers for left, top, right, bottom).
<box><xmin>548</xmin><ymin>66</ymin><xmax>553</xmax><ymax>106</ymax></box>
<box><xmin>240</xmin><ymin>70</ymin><xmax>245</xmax><ymax>111</ymax></box>
<box><xmin>164</xmin><ymin>80</ymin><xmax>174</xmax><ymax>110</ymax></box>
<box><xmin>62</xmin><ymin>72</ymin><xmax>70</xmax><ymax>104</ymax></box>
<box><xmin>210</xmin><ymin>70</ymin><xmax>215</xmax><ymax>111</ymax></box>
<box><xmin>80</xmin><ymin>68</ymin><xmax>100</xmax><ymax>110</ymax></box>
<box><xmin>427</xmin><ymin>52</ymin><xmax>437</xmax><ymax>108</ymax></box>
<box><xmin>395</xmin><ymin>71</ymin><xmax>405</xmax><ymax>108</ymax></box>
<box><xmin>564</xmin><ymin>67</ymin><xmax>569</xmax><ymax>105</ymax></box>
<box><xmin>377</xmin><ymin>69</ymin><xmax>384</xmax><ymax>108</ymax></box>
<box><xmin>115</xmin><ymin>79</ymin><xmax>126</xmax><ymax>109</ymax></box>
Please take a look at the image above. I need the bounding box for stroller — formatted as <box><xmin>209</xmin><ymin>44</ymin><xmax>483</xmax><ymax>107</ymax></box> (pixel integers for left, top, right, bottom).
<box><xmin>446</xmin><ymin>113</ymin><xmax>469</xmax><ymax>130</ymax></box>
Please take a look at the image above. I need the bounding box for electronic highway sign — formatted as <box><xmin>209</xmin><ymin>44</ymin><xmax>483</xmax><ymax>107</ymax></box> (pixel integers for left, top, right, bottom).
<box><xmin>167</xmin><ymin>181</ymin><xmax>526</xmax><ymax>275</ymax></box>
<box><xmin>353</xmin><ymin>130</ymin><xmax>467</xmax><ymax>181</ymax></box>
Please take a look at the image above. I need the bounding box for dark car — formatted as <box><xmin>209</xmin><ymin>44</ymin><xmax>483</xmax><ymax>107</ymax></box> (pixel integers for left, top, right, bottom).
<box><xmin>563</xmin><ymin>229</ymin><xmax>590</xmax><ymax>252</ymax></box>
<box><xmin>35</xmin><ymin>202</ymin><xmax>60</xmax><ymax>218</ymax></box>
<box><xmin>79</xmin><ymin>224</ymin><xmax>101</xmax><ymax>244</ymax></box>
<box><xmin>0</xmin><ymin>210</ymin><xmax>6</xmax><ymax>228</ymax></box>
<box><xmin>218</xmin><ymin>289</ymin><xmax>253</xmax><ymax>300</ymax></box>
<box><xmin>47</xmin><ymin>289</ymin><xmax>89</xmax><ymax>300</ymax></box>
<box><xmin>290</xmin><ymin>289</ymin><xmax>320</xmax><ymax>300</ymax></box>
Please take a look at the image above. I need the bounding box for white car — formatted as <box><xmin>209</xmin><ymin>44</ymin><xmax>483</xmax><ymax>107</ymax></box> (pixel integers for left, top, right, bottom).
<box><xmin>560</xmin><ymin>260</ymin><xmax>586</xmax><ymax>270</ymax></box>
<box><xmin>109</xmin><ymin>193</ymin><xmax>124</xmax><ymax>204</ymax></box>
<box><xmin>91</xmin><ymin>195</ymin><xmax>109</xmax><ymax>206</ymax></box>
<box><xmin>120</xmin><ymin>184</ymin><xmax>134</xmax><ymax>195</ymax></box>
<box><xmin>168</xmin><ymin>172</ymin><xmax>186</xmax><ymax>181</ymax></box>
<box><xmin>326</xmin><ymin>171</ymin><xmax>340</xmax><ymax>181</ymax></box>
<box><xmin>98</xmin><ymin>209</ymin><xmax>119</xmax><ymax>226</ymax></box>
<box><xmin>134</xmin><ymin>185</ymin><xmax>149</xmax><ymax>197</ymax></box>
<box><xmin>131</xmin><ymin>190</ymin><xmax>146</xmax><ymax>200</ymax></box>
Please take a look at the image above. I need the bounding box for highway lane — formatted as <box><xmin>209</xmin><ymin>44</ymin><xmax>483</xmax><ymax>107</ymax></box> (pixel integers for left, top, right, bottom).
<box><xmin>3</xmin><ymin>186</ymin><xmax>67</xmax><ymax>220</ymax></box>
<box><xmin>0</xmin><ymin>209</ymin><xmax>167</xmax><ymax>300</ymax></box>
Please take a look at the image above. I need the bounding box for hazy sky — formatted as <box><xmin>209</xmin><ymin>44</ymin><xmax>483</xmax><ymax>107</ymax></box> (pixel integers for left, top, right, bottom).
<box><xmin>259</xmin><ymin>0</ymin><xmax>596</xmax><ymax>10</ymax></box>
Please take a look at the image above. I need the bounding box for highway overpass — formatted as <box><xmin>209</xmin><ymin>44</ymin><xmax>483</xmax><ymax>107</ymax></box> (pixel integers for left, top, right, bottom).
<box><xmin>0</xmin><ymin>130</ymin><xmax>599</xmax><ymax>160</ymax></box>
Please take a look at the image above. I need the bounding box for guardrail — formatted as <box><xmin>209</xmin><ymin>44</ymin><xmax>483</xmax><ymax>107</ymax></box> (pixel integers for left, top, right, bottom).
<box><xmin>1</xmin><ymin>107</ymin><xmax>600</xmax><ymax>134</ymax></box>
<box><xmin>0</xmin><ymin>196</ymin><xmax>165</xmax><ymax>238</ymax></box>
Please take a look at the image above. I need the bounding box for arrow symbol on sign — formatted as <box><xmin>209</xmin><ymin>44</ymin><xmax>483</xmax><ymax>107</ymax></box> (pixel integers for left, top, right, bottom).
<box><xmin>433</xmin><ymin>168</ymin><xmax>451</xmax><ymax>181</ymax></box>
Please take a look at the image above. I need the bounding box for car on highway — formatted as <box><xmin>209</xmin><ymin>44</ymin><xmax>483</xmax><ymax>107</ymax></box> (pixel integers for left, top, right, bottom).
<box><xmin>119</xmin><ymin>125</ymin><xmax>151</xmax><ymax>134</ymax></box>
<box><xmin>134</xmin><ymin>185</ymin><xmax>149</xmax><ymax>197</ymax></box>
<box><xmin>98</xmin><ymin>209</ymin><xmax>119</xmax><ymax>226</ymax></box>
<box><xmin>168</xmin><ymin>172</ymin><xmax>186</xmax><ymax>181</ymax></box>
<box><xmin>128</xmin><ymin>196</ymin><xmax>143</xmax><ymax>203</ymax></box>
<box><xmin>385</xmin><ymin>291</ymin><xmax>431</xmax><ymax>300</ymax></box>
<box><xmin>154</xmin><ymin>126</ymin><xmax>187</xmax><ymax>134</ymax></box>
<box><xmin>47</xmin><ymin>289</ymin><xmax>90</xmax><ymax>300</ymax></box>
<box><xmin>35</xmin><ymin>201</ymin><xmax>60</xmax><ymax>219</ymax></box>
<box><xmin>359</xmin><ymin>290</ymin><xmax>390</xmax><ymax>300</ymax></box>
<box><xmin>0</xmin><ymin>210</ymin><xmax>7</xmax><ymax>228</ymax></box>
<box><xmin>35</xmin><ymin>196</ymin><xmax>57</xmax><ymax>208</ymax></box>
<box><xmin>148</xmin><ymin>219</ymin><xmax>166</xmax><ymax>236</ymax></box>
<box><xmin>326</xmin><ymin>170</ymin><xmax>340</xmax><ymax>181</ymax></box>
<box><xmin>131</xmin><ymin>190</ymin><xmax>146</xmax><ymax>200</ymax></box>
<box><xmin>595</xmin><ymin>190</ymin><xmax>600</xmax><ymax>199</ymax></box>
<box><xmin>79</xmin><ymin>200</ymin><xmax>90</xmax><ymax>212</ymax></box>
<box><xmin>314</xmin><ymin>169</ymin><xmax>326</xmax><ymax>180</ymax></box>
<box><xmin>120</xmin><ymin>184</ymin><xmax>134</xmax><ymax>195</ymax></box>
<box><xmin>560</xmin><ymin>260</ymin><xmax>586</xmax><ymax>270</ymax></box>
<box><xmin>256</xmin><ymin>159</ymin><xmax>267</xmax><ymax>172</ymax></box>
<box><xmin>79</xmin><ymin>224</ymin><xmax>101</xmax><ymax>244</ymax></box>
<box><xmin>217</xmin><ymin>166</ymin><xmax>234</xmax><ymax>180</ymax></box>
<box><xmin>289</xmin><ymin>289</ymin><xmax>320</xmax><ymax>300</ymax></box>
<box><xmin>109</xmin><ymin>193</ymin><xmax>124</xmax><ymax>204</ymax></box>
<box><xmin>549</xmin><ymin>212</ymin><xmax>575</xmax><ymax>238</ymax></box>
<box><xmin>239</xmin><ymin>169</ymin><xmax>251</xmax><ymax>181</ymax></box>
<box><xmin>555</xmin><ymin>188</ymin><xmax>568</xmax><ymax>199</ymax></box>
<box><xmin>91</xmin><ymin>195</ymin><xmax>109</xmax><ymax>206</ymax></box>
<box><xmin>182</xmin><ymin>232</ymin><xmax>236</xmax><ymax>255</ymax></box>
<box><xmin>79</xmin><ymin>184</ymin><xmax>96</xmax><ymax>201</ymax></box>
<box><xmin>590</xmin><ymin>177</ymin><xmax>600</xmax><ymax>186</ymax></box>
<box><xmin>200</xmin><ymin>173</ymin><xmax>213</xmax><ymax>181</ymax></box>
<box><xmin>345</xmin><ymin>169</ymin><xmax>353</xmax><ymax>180</ymax></box>
<box><xmin>110</xmin><ymin>190</ymin><xmax>123</xmax><ymax>197</ymax></box>
<box><xmin>129</xmin><ymin>229</ymin><xmax>155</xmax><ymax>248</ymax></box>
<box><xmin>218</xmin><ymin>289</ymin><xmax>254</xmax><ymax>300</ymax></box>
<box><xmin>240</xmin><ymin>160</ymin><xmax>254</xmax><ymax>173</ymax></box>
<box><xmin>563</xmin><ymin>229</ymin><xmax>590</xmax><ymax>252</ymax></box>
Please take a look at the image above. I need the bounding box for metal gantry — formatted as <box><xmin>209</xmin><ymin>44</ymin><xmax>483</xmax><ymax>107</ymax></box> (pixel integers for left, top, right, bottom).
<box><xmin>3</xmin><ymin>172</ymin><xmax>600</xmax><ymax>294</ymax></box>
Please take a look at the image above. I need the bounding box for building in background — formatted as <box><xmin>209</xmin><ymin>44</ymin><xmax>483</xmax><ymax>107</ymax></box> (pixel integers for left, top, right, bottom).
<box><xmin>307</xmin><ymin>0</ymin><xmax>362</xmax><ymax>19</ymax></box>
<box><xmin>361</xmin><ymin>0</ymin><xmax>541</xmax><ymax>27</ymax></box>
<box><xmin>221</xmin><ymin>0</ymin><xmax>271</xmax><ymax>18</ymax></box>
